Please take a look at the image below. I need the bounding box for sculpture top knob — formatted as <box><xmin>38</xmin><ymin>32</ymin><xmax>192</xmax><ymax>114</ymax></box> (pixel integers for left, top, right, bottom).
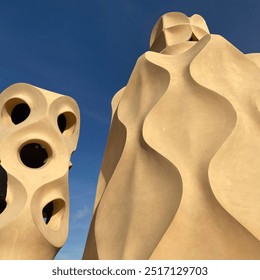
<box><xmin>150</xmin><ymin>12</ymin><xmax>210</xmax><ymax>53</ymax></box>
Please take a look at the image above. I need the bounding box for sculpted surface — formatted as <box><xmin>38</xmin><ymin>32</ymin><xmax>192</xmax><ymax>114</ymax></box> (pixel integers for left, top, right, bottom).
<box><xmin>83</xmin><ymin>12</ymin><xmax>260</xmax><ymax>259</ymax></box>
<box><xmin>0</xmin><ymin>83</ymin><xmax>80</xmax><ymax>259</ymax></box>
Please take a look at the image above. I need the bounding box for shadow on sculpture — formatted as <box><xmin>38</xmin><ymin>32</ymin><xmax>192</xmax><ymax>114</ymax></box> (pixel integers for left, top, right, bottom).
<box><xmin>83</xmin><ymin>12</ymin><xmax>260</xmax><ymax>259</ymax></box>
<box><xmin>0</xmin><ymin>83</ymin><xmax>80</xmax><ymax>259</ymax></box>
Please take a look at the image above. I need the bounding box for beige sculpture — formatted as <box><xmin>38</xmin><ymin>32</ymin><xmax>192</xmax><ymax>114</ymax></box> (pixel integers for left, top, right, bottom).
<box><xmin>83</xmin><ymin>12</ymin><xmax>260</xmax><ymax>260</ymax></box>
<box><xmin>0</xmin><ymin>83</ymin><xmax>80</xmax><ymax>259</ymax></box>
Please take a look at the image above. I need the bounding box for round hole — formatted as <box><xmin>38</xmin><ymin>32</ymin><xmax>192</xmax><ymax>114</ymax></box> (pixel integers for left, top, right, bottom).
<box><xmin>11</xmin><ymin>103</ymin><xmax>30</xmax><ymax>124</ymax></box>
<box><xmin>20</xmin><ymin>143</ymin><xmax>49</xmax><ymax>168</ymax></box>
<box><xmin>57</xmin><ymin>112</ymin><xmax>76</xmax><ymax>135</ymax></box>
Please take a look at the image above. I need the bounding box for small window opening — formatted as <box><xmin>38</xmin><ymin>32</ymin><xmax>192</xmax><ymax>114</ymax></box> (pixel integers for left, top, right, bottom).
<box><xmin>20</xmin><ymin>143</ymin><xmax>49</xmax><ymax>168</ymax></box>
<box><xmin>11</xmin><ymin>103</ymin><xmax>30</xmax><ymax>124</ymax></box>
<box><xmin>57</xmin><ymin>112</ymin><xmax>76</xmax><ymax>135</ymax></box>
<box><xmin>57</xmin><ymin>114</ymin><xmax>67</xmax><ymax>133</ymax></box>
<box><xmin>42</xmin><ymin>199</ymin><xmax>65</xmax><ymax>231</ymax></box>
<box><xmin>42</xmin><ymin>201</ymin><xmax>54</xmax><ymax>224</ymax></box>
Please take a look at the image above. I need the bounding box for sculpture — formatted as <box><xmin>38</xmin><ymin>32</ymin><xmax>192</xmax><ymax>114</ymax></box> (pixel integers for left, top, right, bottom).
<box><xmin>0</xmin><ymin>83</ymin><xmax>80</xmax><ymax>259</ymax></box>
<box><xmin>83</xmin><ymin>12</ymin><xmax>260</xmax><ymax>259</ymax></box>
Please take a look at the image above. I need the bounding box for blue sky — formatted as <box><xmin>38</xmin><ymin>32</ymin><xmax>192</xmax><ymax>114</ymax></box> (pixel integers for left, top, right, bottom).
<box><xmin>0</xmin><ymin>0</ymin><xmax>259</xmax><ymax>259</ymax></box>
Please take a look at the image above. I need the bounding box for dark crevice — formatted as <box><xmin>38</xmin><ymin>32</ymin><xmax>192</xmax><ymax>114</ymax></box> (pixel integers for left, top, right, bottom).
<box><xmin>0</xmin><ymin>200</ymin><xmax>7</xmax><ymax>214</ymax></box>
<box><xmin>42</xmin><ymin>201</ymin><xmax>54</xmax><ymax>224</ymax></box>
<box><xmin>57</xmin><ymin>114</ymin><xmax>67</xmax><ymax>133</ymax></box>
<box><xmin>189</xmin><ymin>33</ymin><xmax>199</xmax><ymax>42</ymax></box>
<box><xmin>0</xmin><ymin>165</ymin><xmax>7</xmax><ymax>201</ymax></box>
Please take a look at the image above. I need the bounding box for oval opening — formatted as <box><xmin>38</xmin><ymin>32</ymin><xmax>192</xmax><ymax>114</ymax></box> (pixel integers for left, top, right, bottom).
<box><xmin>42</xmin><ymin>199</ymin><xmax>65</xmax><ymax>231</ymax></box>
<box><xmin>20</xmin><ymin>143</ymin><xmax>49</xmax><ymax>168</ymax></box>
<box><xmin>57</xmin><ymin>114</ymin><xmax>66</xmax><ymax>133</ymax></box>
<box><xmin>57</xmin><ymin>112</ymin><xmax>76</xmax><ymax>135</ymax></box>
<box><xmin>11</xmin><ymin>103</ymin><xmax>30</xmax><ymax>124</ymax></box>
<box><xmin>3</xmin><ymin>98</ymin><xmax>31</xmax><ymax>125</ymax></box>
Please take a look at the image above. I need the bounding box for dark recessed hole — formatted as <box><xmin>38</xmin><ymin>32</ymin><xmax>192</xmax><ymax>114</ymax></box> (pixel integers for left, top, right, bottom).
<box><xmin>0</xmin><ymin>200</ymin><xmax>7</xmax><ymax>214</ymax></box>
<box><xmin>0</xmin><ymin>165</ymin><xmax>8</xmax><ymax>201</ymax></box>
<box><xmin>42</xmin><ymin>201</ymin><xmax>54</xmax><ymax>224</ymax></box>
<box><xmin>20</xmin><ymin>143</ymin><xmax>49</xmax><ymax>168</ymax></box>
<box><xmin>57</xmin><ymin>112</ymin><xmax>76</xmax><ymax>135</ymax></box>
<box><xmin>57</xmin><ymin>114</ymin><xmax>66</xmax><ymax>133</ymax></box>
<box><xmin>189</xmin><ymin>33</ymin><xmax>199</xmax><ymax>42</ymax></box>
<box><xmin>11</xmin><ymin>103</ymin><xmax>30</xmax><ymax>125</ymax></box>
<box><xmin>42</xmin><ymin>199</ymin><xmax>65</xmax><ymax>230</ymax></box>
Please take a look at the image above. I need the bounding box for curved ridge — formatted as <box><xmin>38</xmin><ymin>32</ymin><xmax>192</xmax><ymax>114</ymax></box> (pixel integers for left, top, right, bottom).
<box><xmin>144</xmin><ymin>36</ymin><xmax>260</xmax><ymax>260</ymax></box>
<box><xmin>139</xmin><ymin>53</ymin><xmax>184</xmax><ymax>259</ymax></box>
<box><xmin>83</xmin><ymin>88</ymin><xmax>128</xmax><ymax>259</ymax></box>
<box><xmin>90</xmin><ymin>53</ymin><xmax>185</xmax><ymax>260</ymax></box>
<box><xmin>189</xmin><ymin>35</ymin><xmax>260</xmax><ymax>243</ymax></box>
<box><xmin>143</xmin><ymin>36</ymin><xmax>238</xmax><ymax>258</ymax></box>
<box><xmin>93</xmin><ymin>106</ymin><xmax>128</xmax><ymax>210</ymax></box>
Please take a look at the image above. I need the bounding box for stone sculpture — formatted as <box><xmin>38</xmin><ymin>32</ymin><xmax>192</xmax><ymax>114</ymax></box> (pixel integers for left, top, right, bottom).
<box><xmin>83</xmin><ymin>12</ymin><xmax>260</xmax><ymax>259</ymax></box>
<box><xmin>0</xmin><ymin>83</ymin><xmax>80</xmax><ymax>259</ymax></box>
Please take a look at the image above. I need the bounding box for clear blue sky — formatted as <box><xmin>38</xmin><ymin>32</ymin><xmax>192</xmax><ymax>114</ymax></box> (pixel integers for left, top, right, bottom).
<box><xmin>0</xmin><ymin>0</ymin><xmax>259</xmax><ymax>259</ymax></box>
